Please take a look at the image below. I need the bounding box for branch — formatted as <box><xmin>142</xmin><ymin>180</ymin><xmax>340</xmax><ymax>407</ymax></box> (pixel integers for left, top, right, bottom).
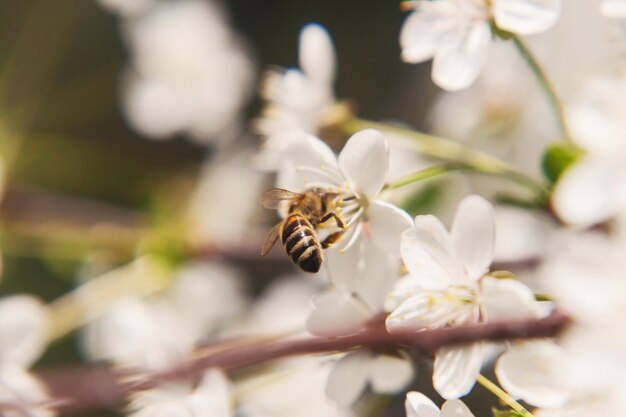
<box><xmin>39</xmin><ymin>311</ymin><xmax>570</xmax><ymax>414</ymax></box>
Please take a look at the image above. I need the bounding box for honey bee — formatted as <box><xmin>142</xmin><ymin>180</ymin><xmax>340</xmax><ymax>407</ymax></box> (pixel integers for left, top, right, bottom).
<box><xmin>260</xmin><ymin>188</ymin><xmax>348</xmax><ymax>273</ymax></box>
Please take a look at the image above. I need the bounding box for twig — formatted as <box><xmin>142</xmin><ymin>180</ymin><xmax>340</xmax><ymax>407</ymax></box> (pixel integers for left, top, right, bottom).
<box><xmin>40</xmin><ymin>311</ymin><xmax>570</xmax><ymax>414</ymax></box>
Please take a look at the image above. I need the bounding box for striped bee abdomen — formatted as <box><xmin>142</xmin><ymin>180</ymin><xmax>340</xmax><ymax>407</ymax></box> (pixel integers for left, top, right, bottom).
<box><xmin>281</xmin><ymin>214</ymin><xmax>323</xmax><ymax>273</ymax></box>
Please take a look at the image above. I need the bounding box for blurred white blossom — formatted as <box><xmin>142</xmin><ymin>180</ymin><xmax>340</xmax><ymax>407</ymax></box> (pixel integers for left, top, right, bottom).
<box><xmin>602</xmin><ymin>0</ymin><xmax>626</xmax><ymax>18</ymax></box>
<box><xmin>405</xmin><ymin>391</ymin><xmax>475</xmax><ymax>417</ymax></box>
<box><xmin>255</xmin><ymin>24</ymin><xmax>337</xmax><ymax>169</ymax></box>
<box><xmin>120</xmin><ymin>0</ymin><xmax>254</xmax><ymax>144</ymax></box>
<box><xmin>386</xmin><ymin>195</ymin><xmax>541</xmax><ymax>399</ymax></box>
<box><xmin>553</xmin><ymin>75</ymin><xmax>626</xmax><ymax>227</ymax></box>
<box><xmin>128</xmin><ymin>369</ymin><xmax>232</xmax><ymax>417</ymax></box>
<box><xmin>83</xmin><ymin>261</ymin><xmax>247</xmax><ymax>370</ymax></box>
<box><xmin>400</xmin><ymin>0</ymin><xmax>561</xmax><ymax>90</ymax></box>
<box><xmin>187</xmin><ymin>147</ymin><xmax>265</xmax><ymax>247</ymax></box>
<box><xmin>0</xmin><ymin>296</ymin><xmax>54</xmax><ymax>417</ymax></box>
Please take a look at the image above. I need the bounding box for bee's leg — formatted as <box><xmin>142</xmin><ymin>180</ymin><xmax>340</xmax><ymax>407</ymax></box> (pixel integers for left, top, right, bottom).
<box><xmin>320</xmin><ymin>212</ymin><xmax>345</xmax><ymax>229</ymax></box>
<box><xmin>321</xmin><ymin>230</ymin><xmax>345</xmax><ymax>249</ymax></box>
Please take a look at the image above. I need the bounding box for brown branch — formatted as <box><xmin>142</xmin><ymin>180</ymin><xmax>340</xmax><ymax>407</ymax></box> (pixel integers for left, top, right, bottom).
<box><xmin>39</xmin><ymin>311</ymin><xmax>570</xmax><ymax>415</ymax></box>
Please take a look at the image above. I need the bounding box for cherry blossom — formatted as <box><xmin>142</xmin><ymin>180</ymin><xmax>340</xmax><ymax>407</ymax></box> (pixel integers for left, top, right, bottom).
<box><xmin>553</xmin><ymin>75</ymin><xmax>626</xmax><ymax>227</ymax></box>
<box><xmin>307</xmin><ymin>238</ymin><xmax>413</xmax><ymax>407</ymax></box>
<box><xmin>0</xmin><ymin>296</ymin><xmax>54</xmax><ymax>417</ymax></box>
<box><xmin>276</xmin><ymin>129</ymin><xmax>412</xmax><ymax>256</ymax></box>
<box><xmin>400</xmin><ymin>0</ymin><xmax>561</xmax><ymax>90</ymax></box>
<box><xmin>256</xmin><ymin>24</ymin><xmax>337</xmax><ymax>169</ymax></box>
<box><xmin>128</xmin><ymin>369</ymin><xmax>232</xmax><ymax>417</ymax></box>
<box><xmin>386</xmin><ymin>195</ymin><xmax>541</xmax><ymax>399</ymax></box>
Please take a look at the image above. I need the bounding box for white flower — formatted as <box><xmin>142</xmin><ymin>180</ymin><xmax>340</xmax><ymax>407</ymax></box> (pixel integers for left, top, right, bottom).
<box><xmin>326</xmin><ymin>350</ymin><xmax>413</xmax><ymax>408</ymax></box>
<box><xmin>256</xmin><ymin>23</ymin><xmax>337</xmax><ymax>169</ymax></box>
<box><xmin>0</xmin><ymin>296</ymin><xmax>54</xmax><ymax>417</ymax></box>
<box><xmin>83</xmin><ymin>261</ymin><xmax>247</xmax><ymax>370</ymax></box>
<box><xmin>306</xmin><ymin>237</ymin><xmax>414</xmax><ymax>407</ymax></box>
<box><xmin>405</xmin><ymin>391</ymin><xmax>475</xmax><ymax>417</ymax></box>
<box><xmin>553</xmin><ymin>75</ymin><xmax>626</xmax><ymax>227</ymax></box>
<box><xmin>601</xmin><ymin>0</ymin><xmax>626</xmax><ymax>18</ymax></box>
<box><xmin>400</xmin><ymin>0</ymin><xmax>561</xmax><ymax>90</ymax></box>
<box><xmin>237</xmin><ymin>357</ymin><xmax>351</xmax><ymax>417</ymax></box>
<box><xmin>277</xmin><ymin>129</ymin><xmax>413</xmax><ymax>256</ymax></box>
<box><xmin>186</xmin><ymin>148</ymin><xmax>265</xmax><ymax>247</ymax></box>
<box><xmin>128</xmin><ymin>369</ymin><xmax>232</xmax><ymax>417</ymax></box>
<box><xmin>121</xmin><ymin>0</ymin><xmax>254</xmax><ymax>144</ymax></box>
<box><xmin>386</xmin><ymin>195</ymin><xmax>541</xmax><ymax>399</ymax></box>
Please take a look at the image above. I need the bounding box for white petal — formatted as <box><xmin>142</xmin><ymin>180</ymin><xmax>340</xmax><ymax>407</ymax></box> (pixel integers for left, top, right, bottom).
<box><xmin>299</xmin><ymin>24</ymin><xmax>336</xmax><ymax>85</ymax></box>
<box><xmin>552</xmin><ymin>156</ymin><xmax>624</xmax><ymax>227</ymax></box>
<box><xmin>306</xmin><ymin>291</ymin><xmax>370</xmax><ymax>336</ymax></box>
<box><xmin>369</xmin><ymin>200</ymin><xmax>413</xmax><ymax>256</ymax></box>
<box><xmin>194</xmin><ymin>369</ymin><xmax>232</xmax><ymax>416</ymax></box>
<box><xmin>441</xmin><ymin>400</ymin><xmax>476</xmax><ymax>417</ymax></box>
<box><xmin>481</xmin><ymin>276</ymin><xmax>542</xmax><ymax>321</ymax></box>
<box><xmin>280</xmin><ymin>132</ymin><xmax>340</xmax><ymax>191</ymax></box>
<box><xmin>432</xmin><ymin>23</ymin><xmax>490</xmax><ymax>91</ymax></box>
<box><xmin>401</xmin><ymin>216</ymin><xmax>459</xmax><ymax>289</ymax></box>
<box><xmin>495</xmin><ymin>341</ymin><xmax>570</xmax><ymax>408</ymax></box>
<box><xmin>451</xmin><ymin>195</ymin><xmax>495</xmax><ymax>280</ymax></box>
<box><xmin>338</xmin><ymin>129</ymin><xmax>388</xmax><ymax>196</ymax></box>
<box><xmin>326</xmin><ymin>351</ymin><xmax>371</xmax><ymax>407</ymax></box>
<box><xmin>369</xmin><ymin>354</ymin><xmax>414</xmax><ymax>394</ymax></box>
<box><xmin>405</xmin><ymin>391</ymin><xmax>441</xmax><ymax>417</ymax></box>
<box><xmin>494</xmin><ymin>0</ymin><xmax>561</xmax><ymax>35</ymax></box>
<box><xmin>324</xmin><ymin>240</ymin><xmax>360</xmax><ymax>292</ymax></box>
<box><xmin>354</xmin><ymin>237</ymin><xmax>401</xmax><ymax>312</ymax></box>
<box><xmin>400</xmin><ymin>6</ymin><xmax>458</xmax><ymax>63</ymax></box>
<box><xmin>0</xmin><ymin>296</ymin><xmax>47</xmax><ymax>368</ymax></box>
<box><xmin>433</xmin><ymin>344</ymin><xmax>483</xmax><ymax>399</ymax></box>
<box><xmin>601</xmin><ymin>0</ymin><xmax>626</xmax><ymax>18</ymax></box>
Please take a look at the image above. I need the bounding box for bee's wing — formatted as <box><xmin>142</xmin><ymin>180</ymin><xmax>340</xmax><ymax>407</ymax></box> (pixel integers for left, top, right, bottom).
<box><xmin>261</xmin><ymin>222</ymin><xmax>282</xmax><ymax>256</ymax></box>
<box><xmin>260</xmin><ymin>188</ymin><xmax>302</xmax><ymax>209</ymax></box>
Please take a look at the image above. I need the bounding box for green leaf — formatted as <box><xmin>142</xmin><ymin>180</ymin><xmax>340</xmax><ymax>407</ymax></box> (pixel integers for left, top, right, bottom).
<box><xmin>401</xmin><ymin>183</ymin><xmax>444</xmax><ymax>217</ymax></box>
<box><xmin>541</xmin><ymin>142</ymin><xmax>583</xmax><ymax>185</ymax></box>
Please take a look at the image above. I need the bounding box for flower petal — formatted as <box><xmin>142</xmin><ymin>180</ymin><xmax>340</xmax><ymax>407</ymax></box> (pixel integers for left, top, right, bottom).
<box><xmin>338</xmin><ymin>129</ymin><xmax>388</xmax><ymax>196</ymax></box>
<box><xmin>405</xmin><ymin>391</ymin><xmax>441</xmax><ymax>417</ymax></box>
<box><xmin>432</xmin><ymin>22</ymin><xmax>490</xmax><ymax>91</ymax></box>
<box><xmin>306</xmin><ymin>291</ymin><xmax>370</xmax><ymax>336</ymax></box>
<box><xmin>369</xmin><ymin>200</ymin><xmax>413</xmax><ymax>256</ymax></box>
<box><xmin>354</xmin><ymin>237</ymin><xmax>401</xmax><ymax>312</ymax></box>
<box><xmin>299</xmin><ymin>24</ymin><xmax>335</xmax><ymax>85</ymax></box>
<box><xmin>401</xmin><ymin>216</ymin><xmax>459</xmax><ymax>289</ymax></box>
<box><xmin>451</xmin><ymin>195</ymin><xmax>495</xmax><ymax>280</ymax></box>
<box><xmin>481</xmin><ymin>276</ymin><xmax>542</xmax><ymax>321</ymax></box>
<box><xmin>494</xmin><ymin>0</ymin><xmax>561</xmax><ymax>35</ymax></box>
<box><xmin>433</xmin><ymin>344</ymin><xmax>483</xmax><ymax>399</ymax></box>
<box><xmin>400</xmin><ymin>5</ymin><xmax>458</xmax><ymax>64</ymax></box>
<box><xmin>326</xmin><ymin>351</ymin><xmax>371</xmax><ymax>407</ymax></box>
<box><xmin>552</xmin><ymin>156</ymin><xmax>625</xmax><ymax>227</ymax></box>
<box><xmin>369</xmin><ymin>354</ymin><xmax>414</xmax><ymax>394</ymax></box>
<box><xmin>279</xmin><ymin>132</ymin><xmax>340</xmax><ymax>191</ymax></box>
<box><xmin>601</xmin><ymin>0</ymin><xmax>626</xmax><ymax>18</ymax></box>
<box><xmin>324</xmin><ymin>240</ymin><xmax>360</xmax><ymax>292</ymax></box>
<box><xmin>495</xmin><ymin>341</ymin><xmax>570</xmax><ymax>408</ymax></box>
<box><xmin>441</xmin><ymin>400</ymin><xmax>475</xmax><ymax>417</ymax></box>
<box><xmin>0</xmin><ymin>296</ymin><xmax>47</xmax><ymax>368</ymax></box>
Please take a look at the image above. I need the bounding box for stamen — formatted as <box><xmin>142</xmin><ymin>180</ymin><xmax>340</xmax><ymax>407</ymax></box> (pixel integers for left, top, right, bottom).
<box><xmin>340</xmin><ymin>222</ymin><xmax>363</xmax><ymax>253</ymax></box>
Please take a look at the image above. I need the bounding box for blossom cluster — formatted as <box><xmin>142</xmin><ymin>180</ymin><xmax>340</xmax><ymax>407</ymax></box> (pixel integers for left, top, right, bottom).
<box><xmin>1</xmin><ymin>0</ymin><xmax>626</xmax><ymax>417</ymax></box>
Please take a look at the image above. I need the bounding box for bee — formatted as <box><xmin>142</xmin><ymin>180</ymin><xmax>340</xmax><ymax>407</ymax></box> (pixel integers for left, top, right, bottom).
<box><xmin>260</xmin><ymin>188</ymin><xmax>348</xmax><ymax>273</ymax></box>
